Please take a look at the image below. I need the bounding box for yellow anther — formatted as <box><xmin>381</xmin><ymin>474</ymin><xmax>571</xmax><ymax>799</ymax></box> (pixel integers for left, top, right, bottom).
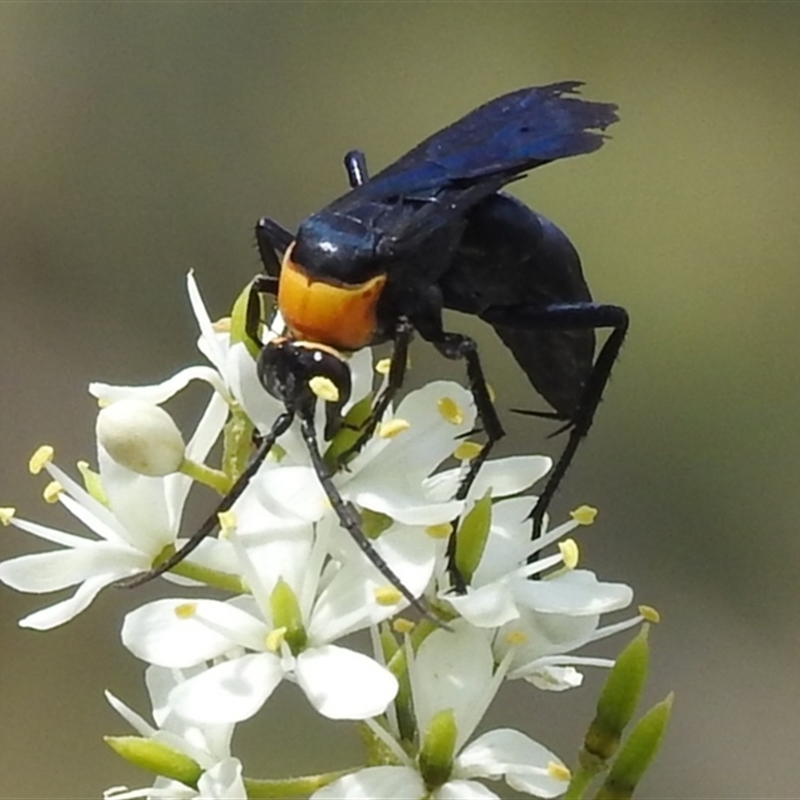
<box><xmin>217</xmin><ymin>510</ymin><xmax>237</xmax><ymax>538</ymax></box>
<box><xmin>174</xmin><ymin>602</ymin><xmax>197</xmax><ymax>619</ymax></box>
<box><xmin>265</xmin><ymin>627</ymin><xmax>287</xmax><ymax>652</ymax></box>
<box><xmin>392</xmin><ymin>618</ymin><xmax>415</xmax><ymax>634</ymax></box>
<box><xmin>547</xmin><ymin>762</ymin><xmax>571</xmax><ymax>782</ymax></box>
<box><xmin>639</xmin><ymin>604</ymin><xmax>661</xmax><ymax>623</ymax></box>
<box><xmin>96</xmin><ymin>397</ymin><xmax>111</xmax><ymax>408</ymax></box>
<box><xmin>570</xmin><ymin>505</ymin><xmax>598</xmax><ymax>526</ymax></box>
<box><xmin>43</xmin><ymin>481</ymin><xmax>63</xmax><ymax>504</ymax></box>
<box><xmin>374</xmin><ymin>586</ymin><xmax>403</xmax><ymax>606</ymax></box>
<box><xmin>309</xmin><ymin>376</ymin><xmax>339</xmax><ymax>403</ymax></box>
<box><xmin>453</xmin><ymin>441</ymin><xmax>483</xmax><ymax>461</ymax></box>
<box><xmin>378</xmin><ymin>419</ymin><xmax>410</xmax><ymax>439</ymax></box>
<box><xmin>425</xmin><ymin>522</ymin><xmax>453</xmax><ymax>539</ymax></box>
<box><xmin>375</xmin><ymin>358</ymin><xmax>392</xmax><ymax>376</ymax></box>
<box><xmin>486</xmin><ymin>383</ymin><xmax>496</xmax><ymax>403</ymax></box>
<box><xmin>212</xmin><ymin>316</ymin><xmax>232</xmax><ymax>333</ymax></box>
<box><xmin>29</xmin><ymin>445</ymin><xmax>54</xmax><ymax>475</ymax></box>
<box><xmin>437</xmin><ymin>397</ymin><xmax>463</xmax><ymax>425</ymax></box>
<box><xmin>0</xmin><ymin>507</ymin><xmax>15</xmax><ymax>525</ymax></box>
<box><xmin>558</xmin><ymin>538</ymin><xmax>579</xmax><ymax>569</ymax></box>
<box><xmin>505</xmin><ymin>629</ymin><xmax>528</xmax><ymax>646</ymax></box>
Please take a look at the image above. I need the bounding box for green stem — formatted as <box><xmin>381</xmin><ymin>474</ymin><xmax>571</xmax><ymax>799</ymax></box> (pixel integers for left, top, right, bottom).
<box><xmin>171</xmin><ymin>559</ymin><xmax>246</xmax><ymax>593</ymax></box>
<box><xmin>244</xmin><ymin>769</ymin><xmax>353</xmax><ymax>798</ymax></box>
<box><xmin>565</xmin><ymin>750</ymin><xmax>606</xmax><ymax>799</ymax></box>
<box><xmin>179</xmin><ymin>458</ymin><xmax>232</xmax><ymax>494</ymax></box>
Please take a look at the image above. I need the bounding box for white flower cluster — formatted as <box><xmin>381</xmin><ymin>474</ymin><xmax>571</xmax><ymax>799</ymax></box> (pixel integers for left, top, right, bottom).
<box><xmin>0</xmin><ymin>275</ymin><xmax>645</xmax><ymax>800</ymax></box>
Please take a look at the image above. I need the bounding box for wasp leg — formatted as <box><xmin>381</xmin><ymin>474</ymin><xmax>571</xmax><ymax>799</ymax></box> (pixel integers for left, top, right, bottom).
<box><xmin>427</xmin><ymin>331</ymin><xmax>506</xmax><ymax>500</ymax></box>
<box><xmin>482</xmin><ymin>301</ymin><xmax>629</xmax><ymax>539</ymax></box>
<box><xmin>117</xmin><ymin>410</ymin><xmax>295</xmax><ymax>588</ymax></box>
<box><xmin>299</xmin><ymin>413</ymin><xmax>447</xmax><ymax>628</ymax></box>
<box><xmin>255</xmin><ymin>217</ymin><xmax>294</xmax><ymax>278</ymax></box>
<box><xmin>343</xmin><ymin>149</ymin><xmax>369</xmax><ymax>188</ymax></box>
<box><xmin>337</xmin><ymin>318</ymin><xmax>414</xmax><ymax>464</ymax></box>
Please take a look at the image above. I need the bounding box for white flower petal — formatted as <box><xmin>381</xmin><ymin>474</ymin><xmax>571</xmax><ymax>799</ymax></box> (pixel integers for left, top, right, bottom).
<box><xmin>0</xmin><ymin>544</ymin><xmax>141</xmax><ymax>593</ymax></box>
<box><xmin>456</xmin><ymin>729</ymin><xmax>568</xmax><ymax>798</ymax></box>
<box><xmin>256</xmin><ymin>466</ymin><xmax>328</xmax><ymax>522</ymax></box>
<box><xmin>196</xmin><ymin>758</ymin><xmax>246</xmax><ymax>800</ymax></box>
<box><xmin>104</xmin><ymin>690</ymin><xmax>156</xmax><ymax>738</ymax></box>
<box><xmin>425</xmin><ymin>456</ymin><xmax>551</xmax><ymax>503</ymax></box>
<box><xmin>411</xmin><ymin>623</ymin><xmax>494</xmax><ymax>748</ymax></box>
<box><xmin>312</xmin><ymin>766</ymin><xmax>424</xmax><ymax>800</ymax></box>
<box><xmin>169</xmin><ymin>653</ymin><xmax>283</xmax><ymax>723</ymax></box>
<box><xmin>90</xmin><ymin>365</ymin><xmax>228</xmax><ymax>406</ymax></box>
<box><xmin>122</xmin><ymin>599</ymin><xmax>253</xmax><ymax>667</ymax></box>
<box><xmin>443</xmin><ymin>581</ymin><xmax>519</xmax><ymax>628</ymax></box>
<box><xmin>296</xmin><ymin>645</ymin><xmax>398</xmax><ymax>720</ymax></box>
<box><xmin>353</xmin><ymin>488</ymin><xmax>463</xmax><ymax>527</ymax></box>
<box><xmin>512</xmin><ymin>570</ymin><xmax>633</xmax><ymax>616</ymax></box>
<box><xmin>526</xmin><ymin>665</ymin><xmax>584</xmax><ymax>691</ymax></box>
<box><xmin>98</xmin><ymin>449</ymin><xmax>176</xmax><ymax>553</ymax></box>
<box><xmin>19</xmin><ymin>572</ymin><xmax>119</xmax><ymax>630</ymax></box>
<box><xmin>352</xmin><ymin>381</ymin><xmax>475</xmax><ymax>484</ymax></box>
<box><xmin>436</xmin><ymin>779</ymin><xmax>500</xmax><ymax>800</ymax></box>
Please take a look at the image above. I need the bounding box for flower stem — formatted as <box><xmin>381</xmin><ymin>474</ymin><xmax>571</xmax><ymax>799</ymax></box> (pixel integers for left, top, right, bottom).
<box><xmin>179</xmin><ymin>458</ymin><xmax>232</xmax><ymax>494</ymax></box>
<box><xmin>244</xmin><ymin>769</ymin><xmax>353</xmax><ymax>798</ymax></box>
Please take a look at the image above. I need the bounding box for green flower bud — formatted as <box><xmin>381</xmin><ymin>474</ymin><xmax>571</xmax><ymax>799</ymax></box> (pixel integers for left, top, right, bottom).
<box><xmin>595</xmin><ymin>694</ymin><xmax>674</xmax><ymax>800</ymax></box>
<box><xmin>454</xmin><ymin>491</ymin><xmax>492</xmax><ymax>584</ymax></box>
<box><xmin>104</xmin><ymin>736</ymin><xmax>201</xmax><ymax>786</ymax></box>
<box><xmin>585</xmin><ymin>625</ymin><xmax>650</xmax><ymax>763</ymax></box>
<box><xmin>418</xmin><ymin>709</ymin><xmax>457</xmax><ymax>789</ymax></box>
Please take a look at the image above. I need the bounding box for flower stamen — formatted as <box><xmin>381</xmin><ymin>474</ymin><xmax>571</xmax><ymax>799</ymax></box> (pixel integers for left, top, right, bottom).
<box><xmin>29</xmin><ymin>445</ymin><xmax>54</xmax><ymax>475</ymax></box>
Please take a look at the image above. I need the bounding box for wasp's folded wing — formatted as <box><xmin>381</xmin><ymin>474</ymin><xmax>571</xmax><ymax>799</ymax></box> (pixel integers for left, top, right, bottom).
<box><xmin>354</xmin><ymin>81</ymin><xmax>619</xmax><ymax>201</ymax></box>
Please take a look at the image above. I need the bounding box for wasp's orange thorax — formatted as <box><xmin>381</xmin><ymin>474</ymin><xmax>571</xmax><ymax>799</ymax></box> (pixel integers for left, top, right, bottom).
<box><xmin>277</xmin><ymin>244</ymin><xmax>387</xmax><ymax>351</ymax></box>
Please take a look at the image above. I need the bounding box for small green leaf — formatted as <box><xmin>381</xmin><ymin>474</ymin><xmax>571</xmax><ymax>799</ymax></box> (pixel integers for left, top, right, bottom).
<box><xmin>454</xmin><ymin>491</ymin><xmax>492</xmax><ymax>584</ymax></box>
<box><xmin>594</xmin><ymin>693</ymin><xmax>674</xmax><ymax>800</ymax></box>
<box><xmin>104</xmin><ymin>736</ymin><xmax>201</xmax><ymax>787</ymax></box>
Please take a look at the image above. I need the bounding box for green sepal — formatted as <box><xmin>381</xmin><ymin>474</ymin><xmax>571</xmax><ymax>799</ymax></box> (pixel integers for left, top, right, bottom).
<box><xmin>357</xmin><ymin>720</ymin><xmax>407</xmax><ymax>766</ymax></box>
<box><xmin>453</xmin><ymin>491</ymin><xmax>492</xmax><ymax>584</ymax></box>
<box><xmin>585</xmin><ymin>625</ymin><xmax>650</xmax><ymax>763</ymax></box>
<box><xmin>270</xmin><ymin>578</ymin><xmax>307</xmax><ymax>653</ymax></box>
<box><xmin>222</xmin><ymin>404</ymin><xmax>256</xmax><ymax>482</ymax></box>
<box><xmin>104</xmin><ymin>736</ymin><xmax>201</xmax><ymax>787</ymax></box>
<box><xmin>324</xmin><ymin>395</ymin><xmax>373</xmax><ymax>469</ymax></box>
<box><xmin>418</xmin><ymin>709</ymin><xmax>457</xmax><ymax>789</ymax></box>
<box><xmin>594</xmin><ymin>694</ymin><xmax>674</xmax><ymax>800</ymax></box>
<box><xmin>361</xmin><ymin>508</ymin><xmax>393</xmax><ymax>539</ymax></box>
<box><xmin>230</xmin><ymin>280</ymin><xmax>266</xmax><ymax>358</ymax></box>
<box><xmin>76</xmin><ymin>461</ymin><xmax>107</xmax><ymax>506</ymax></box>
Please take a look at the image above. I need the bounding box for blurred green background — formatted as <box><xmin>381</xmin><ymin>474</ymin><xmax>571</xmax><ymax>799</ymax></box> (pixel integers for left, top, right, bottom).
<box><xmin>1</xmin><ymin>4</ymin><xmax>798</xmax><ymax>798</ymax></box>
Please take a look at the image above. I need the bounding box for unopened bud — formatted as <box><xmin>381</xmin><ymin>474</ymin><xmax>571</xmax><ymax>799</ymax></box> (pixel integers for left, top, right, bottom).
<box><xmin>96</xmin><ymin>400</ymin><xmax>185</xmax><ymax>477</ymax></box>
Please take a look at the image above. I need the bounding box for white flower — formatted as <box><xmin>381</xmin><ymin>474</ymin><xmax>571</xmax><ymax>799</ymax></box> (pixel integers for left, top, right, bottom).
<box><xmin>442</xmin><ymin>497</ymin><xmax>632</xmax><ymax>630</ymax></box>
<box><xmin>121</xmin><ymin>524</ymin><xmax>406</xmax><ymax>723</ymax></box>
<box><xmin>313</xmin><ymin>622</ymin><xmax>569</xmax><ymax>800</ymax></box>
<box><xmin>104</xmin><ymin>665</ymin><xmax>245</xmax><ymax>800</ymax></box>
<box><xmin>496</xmin><ymin>598</ymin><xmax>646</xmax><ymax>690</ymax></box>
<box><xmin>0</xmin><ymin>387</ymin><xmax>226</xmax><ymax>629</ymax></box>
<box><xmin>254</xmin><ymin>380</ymin><xmax>478</xmax><ymax>530</ymax></box>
